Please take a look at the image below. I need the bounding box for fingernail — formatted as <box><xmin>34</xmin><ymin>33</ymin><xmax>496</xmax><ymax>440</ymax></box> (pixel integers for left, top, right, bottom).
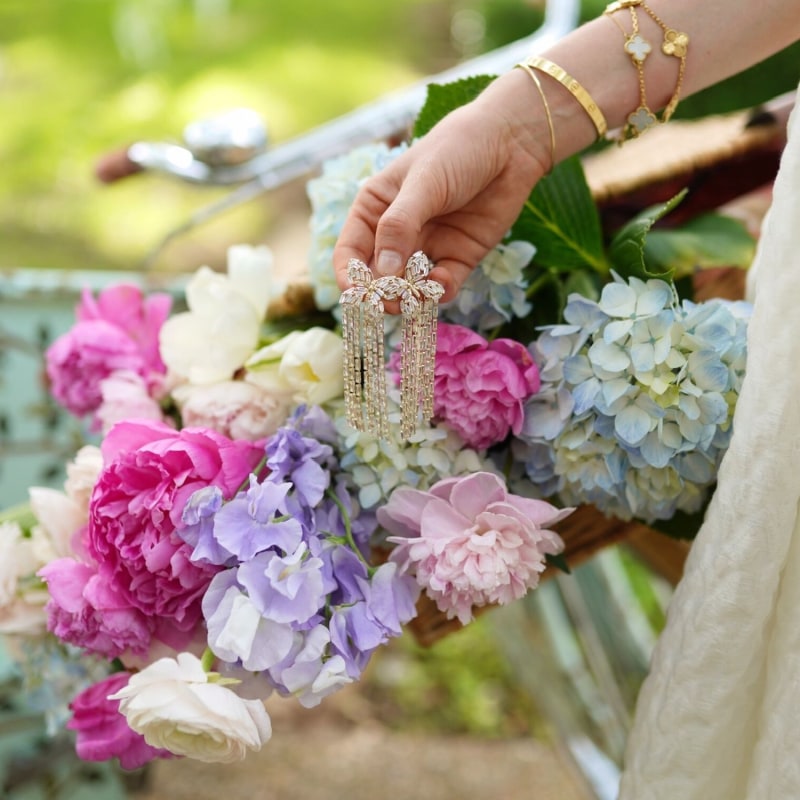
<box><xmin>376</xmin><ymin>250</ymin><xmax>403</xmax><ymax>276</ymax></box>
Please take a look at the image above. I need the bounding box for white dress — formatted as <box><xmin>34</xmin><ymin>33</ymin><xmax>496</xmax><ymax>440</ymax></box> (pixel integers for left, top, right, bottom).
<box><xmin>619</xmin><ymin>85</ymin><xmax>800</xmax><ymax>800</ymax></box>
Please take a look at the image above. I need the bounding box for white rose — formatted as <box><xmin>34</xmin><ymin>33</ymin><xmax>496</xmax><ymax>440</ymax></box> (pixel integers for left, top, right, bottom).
<box><xmin>173</xmin><ymin>380</ymin><xmax>291</xmax><ymax>440</ymax></box>
<box><xmin>109</xmin><ymin>652</ymin><xmax>272</xmax><ymax>763</ymax></box>
<box><xmin>160</xmin><ymin>245</ymin><xmax>283</xmax><ymax>385</ymax></box>
<box><xmin>246</xmin><ymin>327</ymin><xmax>344</xmax><ymax>406</ymax></box>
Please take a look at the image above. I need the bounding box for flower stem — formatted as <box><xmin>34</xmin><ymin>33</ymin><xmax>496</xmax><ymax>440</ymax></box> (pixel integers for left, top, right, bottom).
<box><xmin>235</xmin><ymin>454</ymin><xmax>269</xmax><ymax>495</ymax></box>
<box><xmin>325</xmin><ymin>489</ymin><xmax>373</xmax><ymax>572</ymax></box>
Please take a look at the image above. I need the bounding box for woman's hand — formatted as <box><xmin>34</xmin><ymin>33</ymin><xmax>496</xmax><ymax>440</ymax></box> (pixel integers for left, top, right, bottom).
<box><xmin>333</xmin><ymin>72</ymin><xmax>551</xmax><ymax>305</ymax></box>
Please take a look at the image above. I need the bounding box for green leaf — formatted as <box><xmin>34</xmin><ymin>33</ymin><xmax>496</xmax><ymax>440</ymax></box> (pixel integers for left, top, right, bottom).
<box><xmin>413</xmin><ymin>75</ymin><xmax>496</xmax><ymax>139</ymax></box>
<box><xmin>546</xmin><ymin>551</ymin><xmax>572</xmax><ymax>574</ymax></box>
<box><xmin>608</xmin><ymin>190</ymin><xmax>687</xmax><ymax>281</ymax></box>
<box><xmin>512</xmin><ymin>157</ymin><xmax>608</xmax><ymax>275</ymax></box>
<box><xmin>643</xmin><ymin>214</ymin><xmax>756</xmax><ymax>279</ymax></box>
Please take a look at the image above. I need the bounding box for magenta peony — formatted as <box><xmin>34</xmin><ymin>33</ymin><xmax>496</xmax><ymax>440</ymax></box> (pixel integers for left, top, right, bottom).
<box><xmin>67</xmin><ymin>672</ymin><xmax>173</xmax><ymax>769</ymax></box>
<box><xmin>432</xmin><ymin>323</ymin><xmax>540</xmax><ymax>450</ymax></box>
<box><xmin>86</xmin><ymin>420</ymin><xmax>264</xmax><ymax>638</ymax></box>
<box><xmin>46</xmin><ymin>285</ymin><xmax>171</xmax><ymax>418</ymax></box>
<box><xmin>378</xmin><ymin>472</ymin><xmax>570</xmax><ymax>624</ymax></box>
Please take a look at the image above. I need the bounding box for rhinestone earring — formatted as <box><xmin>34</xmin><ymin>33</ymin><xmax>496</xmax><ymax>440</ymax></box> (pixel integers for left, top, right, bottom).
<box><xmin>340</xmin><ymin>251</ymin><xmax>443</xmax><ymax>440</ymax></box>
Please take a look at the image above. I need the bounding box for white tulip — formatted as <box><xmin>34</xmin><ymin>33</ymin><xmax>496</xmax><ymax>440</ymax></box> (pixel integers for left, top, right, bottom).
<box><xmin>160</xmin><ymin>245</ymin><xmax>283</xmax><ymax>385</ymax></box>
<box><xmin>109</xmin><ymin>652</ymin><xmax>272</xmax><ymax>763</ymax></box>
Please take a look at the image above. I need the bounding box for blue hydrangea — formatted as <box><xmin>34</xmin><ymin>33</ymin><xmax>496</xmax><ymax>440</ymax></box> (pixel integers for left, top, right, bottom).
<box><xmin>518</xmin><ymin>273</ymin><xmax>751</xmax><ymax>522</ymax></box>
<box><xmin>307</xmin><ymin>142</ymin><xmax>407</xmax><ymax>310</ymax></box>
<box><xmin>441</xmin><ymin>240</ymin><xmax>535</xmax><ymax>332</ymax></box>
<box><xmin>331</xmin><ymin>388</ymin><xmax>491</xmax><ymax>511</ymax></box>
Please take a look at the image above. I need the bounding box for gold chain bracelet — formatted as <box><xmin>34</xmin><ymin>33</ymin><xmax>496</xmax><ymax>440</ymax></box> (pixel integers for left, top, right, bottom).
<box><xmin>604</xmin><ymin>0</ymin><xmax>689</xmax><ymax>141</ymax></box>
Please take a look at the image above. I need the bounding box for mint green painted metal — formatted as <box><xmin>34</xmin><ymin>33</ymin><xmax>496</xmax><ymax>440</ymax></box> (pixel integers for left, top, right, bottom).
<box><xmin>0</xmin><ymin>269</ymin><xmax>185</xmax><ymax>509</ymax></box>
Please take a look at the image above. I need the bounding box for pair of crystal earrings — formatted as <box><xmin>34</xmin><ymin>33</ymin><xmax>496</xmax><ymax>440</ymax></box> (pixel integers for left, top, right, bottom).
<box><xmin>340</xmin><ymin>251</ymin><xmax>443</xmax><ymax>440</ymax></box>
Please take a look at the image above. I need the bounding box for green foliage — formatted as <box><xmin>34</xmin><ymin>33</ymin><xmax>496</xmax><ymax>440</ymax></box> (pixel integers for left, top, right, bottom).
<box><xmin>645</xmin><ymin>215</ymin><xmax>756</xmax><ymax>278</ymax></box>
<box><xmin>364</xmin><ymin>616</ymin><xmax>539</xmax><ymax>737</ymax></box>
<box><xmin>513</xmin><ymin>158</ymin><xmax>608</xmax><ymax>274</ymax></box>
<box><xmin>607</xmin><ymin>191</ymin><xmax>687</xmax><ymax>281</ymax></box>
<box><xmin>412</xmin><ymin>75</ymin><xmax>495</xmax><ymax>138</ymax></box>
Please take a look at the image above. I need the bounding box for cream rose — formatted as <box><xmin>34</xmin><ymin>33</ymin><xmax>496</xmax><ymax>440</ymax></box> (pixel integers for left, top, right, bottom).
<box><xmin>246</xmin><ymin>327</ymin><xmax>344</xmax><ymax>405</ymax></box>
<box><xmin>109</xmin><ymin>652</ymin><xmax>272</xmax><ymax>763</ymax></box>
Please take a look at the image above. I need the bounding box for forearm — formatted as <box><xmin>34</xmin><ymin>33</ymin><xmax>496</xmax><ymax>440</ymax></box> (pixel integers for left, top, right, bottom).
<box><xmin>477</xmin><ymin>0</ymin><xmax>800</xmax><ymax>167</ymax></box>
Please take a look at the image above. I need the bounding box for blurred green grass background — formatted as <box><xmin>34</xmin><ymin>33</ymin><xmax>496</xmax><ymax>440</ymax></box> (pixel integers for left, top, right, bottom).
<box><xmin>2</xmin><ymin>0</ymin><xmax>797</xmax><ymax>277</ymax></box>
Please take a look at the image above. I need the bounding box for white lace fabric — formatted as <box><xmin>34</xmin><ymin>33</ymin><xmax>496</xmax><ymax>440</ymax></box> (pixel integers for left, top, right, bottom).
<box><xmin>619</xmin><ymin>84</ymin><xmax>800</xmax><ymax>800</ymax></box>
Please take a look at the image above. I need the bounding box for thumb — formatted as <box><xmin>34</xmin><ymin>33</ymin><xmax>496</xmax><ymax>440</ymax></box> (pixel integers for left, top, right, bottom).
<box><xmin>373</xmin><ymin>172</ymin><xmax>443</xmax><ymax>276</ymax></box>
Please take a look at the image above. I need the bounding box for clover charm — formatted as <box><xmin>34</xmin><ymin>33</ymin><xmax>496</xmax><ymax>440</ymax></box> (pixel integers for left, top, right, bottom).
<box><xmin>625</xmin><ymin>33</ymin><xmax>652</xmax><ymax>63</ymax></box>
<box><xmin>662</xmin><ymin>29</ymin><xmax>689</xmax><ymax>58</ymax></box>
<box><xmin>628</xmin><ymin>106</ymin><xmax>658</xmax><ymax>135</ymax></box>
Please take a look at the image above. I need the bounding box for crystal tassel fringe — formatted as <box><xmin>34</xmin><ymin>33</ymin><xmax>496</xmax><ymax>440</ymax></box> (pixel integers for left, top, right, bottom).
<box><xmin>340</xmin><ymin>251</ymin><xmax>443</xmax><ymax>440</ymax></box>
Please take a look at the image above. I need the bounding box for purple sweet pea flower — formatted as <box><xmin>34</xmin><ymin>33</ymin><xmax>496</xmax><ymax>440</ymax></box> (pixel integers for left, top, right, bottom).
<box><xmin>237</xmin><ymin>543</ymin><xmax>328</xmax><ymax>626</ymax></box>
<box><xmin>265</xmin><ymin>427</ymin><xmax>334</xmax><ymax>510</ymax></box>
<box><xmin>211</xmin><ymin>476</ymin><xmax>303</xmax><ymax>561</ymax></box>
<box><xmin>267</xmin><ymin>624</ymin><xmax>353</xmax><ymax>708</ymax></box>
<box><xmin>203</xmin><ymin>569</ymin><xmax>296</xmax><ymax>672</ymax></box>
<box><xmin>179</xmin><ymin>486</ymin><xmax>234</xmax><ymax>566</ymax></box>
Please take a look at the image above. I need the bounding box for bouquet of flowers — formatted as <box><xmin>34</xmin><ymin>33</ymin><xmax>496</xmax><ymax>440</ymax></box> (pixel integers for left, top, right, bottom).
<box><xmin>1</xmin><ymin>76</ymin><xmax>755</xmax><ymax>768</ymax></box>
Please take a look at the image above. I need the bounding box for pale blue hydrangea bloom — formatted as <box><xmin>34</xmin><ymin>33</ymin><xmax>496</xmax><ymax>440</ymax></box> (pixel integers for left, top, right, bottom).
<box><xmin>519</xmin><ymin>273</ymin><xmax>751</xmax><ymax>522</ymax></box>
<box><xmin>441</xmin><ymin>240</ymin><xmax>535</xmax><ymax>331</ymax></box>
<box><xmin>332</xmin><ymin>386</ymin><xmax>491</xmax><ymax>512</ymax></box>
<box><xmin>306</xmin><ymin>142</ymin><xmax>407</xmax><ymax>310</ymax></box>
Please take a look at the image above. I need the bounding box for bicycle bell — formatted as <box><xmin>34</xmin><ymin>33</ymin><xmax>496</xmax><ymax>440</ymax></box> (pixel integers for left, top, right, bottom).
<box><xmin>182</xmin><ymin>108</ymin><xmax>268</xmax><ymax>167</ymax></box>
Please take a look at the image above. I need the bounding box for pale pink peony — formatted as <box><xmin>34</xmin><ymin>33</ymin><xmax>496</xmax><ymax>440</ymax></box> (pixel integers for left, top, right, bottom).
<box><xmin>85</xmin><ymin>420</ymin><xmax>263</xmax><ymax>639</ymax></box>
<box><xmin>173</xmin><ymin>380</ymin><xmax>291</xmax><ymax>441</ymax></box>
<box><xmin>431</xmin><ymin>323</ymin><xmax>540</xmax><ymax>450</ymax></box>
<box><xmin>379</xmin><ymin>472</ymin><xmax>570</xmax><ymax>624</ymax></box>
<box><xmin>46</xmin><ymin>285</ymin><xmax>171</xmax><ymax>417</ymax></box>
<box><xmin>67</xmin><ymin>672</ymin><xmax>173</xmax><ymax>769</ymax></box>
<box><xmin>97</xmin><ymin>371</ymin><xmax>166</xmax><ymax>433</ymax></box>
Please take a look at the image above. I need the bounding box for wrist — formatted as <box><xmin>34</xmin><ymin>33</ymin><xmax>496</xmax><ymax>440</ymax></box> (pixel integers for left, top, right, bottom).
<box><xmin>476</xmin><ymin>69</ymin><xmax>558</xmax><ymax>176</ymax></box>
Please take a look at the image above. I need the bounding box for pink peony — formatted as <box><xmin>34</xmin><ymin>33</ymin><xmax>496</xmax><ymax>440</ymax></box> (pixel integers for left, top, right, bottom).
<box><xmin>40</xmin><ymin>558</ymin><xmax>154</xmax><ymax>659</ymax></box>
<box><xmin>86</xmin><ymin>420</ymin><xmax>263</xmax><ymax>639</ymax></box>
<box><xmin>432</xmin><ymin>323</ymin><xmax>540</xmax><ymax>450</ymax></box>
<box><xmin>379</xmin><ymin>472</ymin><xmax>570</xmax><ymax>624</ymax></box>
<box><xmin>46</xmin><ymin>285</ymin><xmax>171</xmax><ymax>417</ymax></box>
<box><xmin>67</xmin><ymin>672</ymin><xmax>173</xmax><ymax>769</ymax></box>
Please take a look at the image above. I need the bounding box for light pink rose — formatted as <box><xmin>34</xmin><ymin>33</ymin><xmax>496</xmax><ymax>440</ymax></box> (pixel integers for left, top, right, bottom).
<box><xmin>46</xmin><ymin>285</ymin><xmax>171</xmax><ymax>417</ymax></box>
<box><xmin>67</xmin><ymin>672</ymin><xmax>173</xmax><ymax>769</ymax></box>
<box><xmin>379</xmin><ymin>472</ymin><xmax>570</xmax><ymax>624</ymax></box>
<box><xmin>86</xmin><ymin>420</ymin><xmax>263</xmax><ymax>638</ymax></box>
<box><xmin>431</xmin><ymin>323</ymin><xmax>541</xmax><ymax>450</ymax></box>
